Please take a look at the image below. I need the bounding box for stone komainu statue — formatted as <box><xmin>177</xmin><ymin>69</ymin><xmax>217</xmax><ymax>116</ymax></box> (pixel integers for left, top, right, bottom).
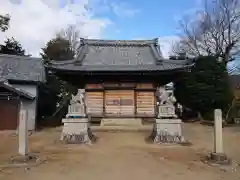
<box><xmin>158</xmin><ymin>87</ymin><xmax>176</xmax><ymax>105</ymax></box>
<box><xmin>67</xmin><ymin>89</ymin><xmax>86</xmax><ymax>117</ymax></box>
<box><xmin>70</xmin><ymin>89</ymin><xmax>85</xmax><ymax>105</ymax></box>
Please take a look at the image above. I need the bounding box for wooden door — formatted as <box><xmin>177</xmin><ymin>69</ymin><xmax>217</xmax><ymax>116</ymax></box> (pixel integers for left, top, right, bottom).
<box><xmin>0</xmin><ymin>100</ymin><xmax>19</xmax><ymax>130</ymax></box>
<box><xmin>105</xmin><ymin>90</ymin><xmax>135</xmax><ymax>116</ymax></box>
<box><xmin>119</xmin><ymin>90</ymin><xmax>134</xmax><ymax>116</ymax></box>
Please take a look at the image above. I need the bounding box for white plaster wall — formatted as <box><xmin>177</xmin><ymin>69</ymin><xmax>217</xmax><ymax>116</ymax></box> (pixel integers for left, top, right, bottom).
<box><xmin>12</xmin><ymin>84</ymin><xmax>37</xmax><ymax>131</ymax></box>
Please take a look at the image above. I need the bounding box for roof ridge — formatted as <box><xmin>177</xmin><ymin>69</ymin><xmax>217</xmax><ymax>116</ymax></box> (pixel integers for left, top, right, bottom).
<box><xmin>80</xmin><ymin>38</ymin><xmax>158</xmax><ymax>46</ymax></box>
<box><xmin>0</xmin><ymin>53</ymin><xmax>42</xmax><ymax>61</ymax></box>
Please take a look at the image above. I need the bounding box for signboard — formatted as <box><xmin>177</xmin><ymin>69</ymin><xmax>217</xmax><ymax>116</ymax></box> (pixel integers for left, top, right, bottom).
<box><xmin>120</xmin><ymin>99</ymin><xmax>133</xmax><ymax>105</ymax></box>
<box><xmin>106</xmin><ymin>99</ymin><xmax>133</xmax><ymax>106</ymax></box>
<box><xmin>106</xmin><ymin>99</ymin><xmax>120</xmax><ymax>105</ymax></box>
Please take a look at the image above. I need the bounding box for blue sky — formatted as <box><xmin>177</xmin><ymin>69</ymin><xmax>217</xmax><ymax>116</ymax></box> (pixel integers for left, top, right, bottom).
<box><xmin>2</xmin><ymin>0</ymin><xmax>239</xmax><ymax>72</ymax></box>
<box><xmin>92</xmin><ymin>0</ymin><xmax>201</xmax><ymax>40</ymax></box>
<box><xmin>2</xmin><ymin>0</ymin><xmax>202</xmax><ymax>58</ymax></box>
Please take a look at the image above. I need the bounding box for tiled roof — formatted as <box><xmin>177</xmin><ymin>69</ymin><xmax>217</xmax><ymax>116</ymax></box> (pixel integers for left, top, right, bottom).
<box><xmin>47</xmin><ymin>38</ymin><xmax>193</xmax><ymax>72</ymax></box>
<box><xmin>0</xmin><ymin>54</ymin><xmax>46</xmax><ymax>82</ymax></box>
<box><xmin>0</xmin><ymin>80</ymin><xmax>35</xmax><ymax>99</ymax></box>
<box><xmin>47</xmin><ymin>59</ymin><xmax>193</xmax><ymax>72</ymax></box>
<box><xmin>76</xmin><ymin>38</ymin><xmax>162</xmax><ymax>65</ymax></box>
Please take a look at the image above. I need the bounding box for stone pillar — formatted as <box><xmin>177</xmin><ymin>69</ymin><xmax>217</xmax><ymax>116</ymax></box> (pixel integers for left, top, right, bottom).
<box><xmin>214</xmin><ymin>109</ymin><xmax>223</xmax><ymax>153</ymax></box>
<box><xmin>210</xmin><ymin>109</ymin><xmax>228</xmax><ymax>162</ymax></box>
<box><xmin>18</xmin><ymin>109</ymin><xmax>28</xmax><ymax>156</ymax></box>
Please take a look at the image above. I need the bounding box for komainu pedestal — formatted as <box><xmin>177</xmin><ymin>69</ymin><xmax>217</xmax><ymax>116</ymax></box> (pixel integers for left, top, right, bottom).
<box><xmin>149</xmin><ymin>87</ymin><xmax>185</xmax><ymax>144</ymax></box>
<box><xmin>60</xmin><ymin>118</ymin><xmax>96</xmax><ymax>144</ymax></box>
<box><xmin>151</xmin><ymin>118</ymin><xmax>184</xmax><ymax>144</ymax></box>
<box><xmin>60</xmin><ymin>89</ymin><xmax>97</xmax><ymax>144</ymax></box>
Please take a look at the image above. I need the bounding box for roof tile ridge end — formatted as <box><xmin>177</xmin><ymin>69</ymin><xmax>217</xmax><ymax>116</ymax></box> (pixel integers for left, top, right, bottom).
<box><xmin>75</xmin><ymin>41</ymin><xmax>88</xmax><ymax>64</ymax></box>
<box><xmin>149</xmin><ymin>43</ymin><xmax>163</xmax><ymax>63</ymax></box>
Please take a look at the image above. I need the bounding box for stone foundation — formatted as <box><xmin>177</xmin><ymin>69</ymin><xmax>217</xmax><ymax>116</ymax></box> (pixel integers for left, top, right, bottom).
<box><xmin>60</xmin><ymin>118</ymin><xmax>97</xmax><ymax>144</ymax></box>
<box><xmin>149</xmin><ymin>118</ymin><xmax>185</xmax><ymax>144</ymax></box>
<box><xmin>210</xmin><ymin>152</ymin><xmax>229</xmax><ymax>163</ymax></box>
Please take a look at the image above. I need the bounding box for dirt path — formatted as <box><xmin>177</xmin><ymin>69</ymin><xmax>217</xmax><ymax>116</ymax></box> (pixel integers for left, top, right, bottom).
<box><xmin>0</xmin><ymin>123</ymin><xmax>239</xmax><ymax>180</ymax></box>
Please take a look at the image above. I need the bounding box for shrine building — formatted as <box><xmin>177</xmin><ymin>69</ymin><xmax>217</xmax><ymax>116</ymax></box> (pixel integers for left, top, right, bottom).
<box><xmin>46</xmin><ymin>38</ymin><xmax>193</xmax><ymax>123</ymax></box>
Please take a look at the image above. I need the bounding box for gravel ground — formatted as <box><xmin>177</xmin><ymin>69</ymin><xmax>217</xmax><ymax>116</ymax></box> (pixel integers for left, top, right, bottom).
<box><xmin>0</xmin><ymin>123</ymin><xmax>239</xmax><ymax>180</ymax></box>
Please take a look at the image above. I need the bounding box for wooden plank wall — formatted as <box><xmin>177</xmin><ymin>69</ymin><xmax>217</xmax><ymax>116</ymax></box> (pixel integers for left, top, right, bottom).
<box><xmin>136</xmin><ymin>92</ymin><xmax>155</xmax><ymax>115</ymax></box>
<box><xmin>85</xmin><ymin>92</ymin><xmax>103</xmax><ymax>115</ymax></box>
<box><xmin>136</xmin><ymin>83</ymin><xmax>155</xmax><ymax>116</ymax></box>
<box><xmin>105</xmin><ymin>90</ymin><xmax>121</xmax><ymax>115</ymax></box>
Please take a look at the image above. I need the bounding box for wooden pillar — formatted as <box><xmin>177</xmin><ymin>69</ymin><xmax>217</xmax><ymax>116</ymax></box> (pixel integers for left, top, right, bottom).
<box><xmin>103</xmin><ymin>89</ymin><xmax>105</xmax><ymax>116</ymax></box>
<box><xmin>134</xmin><ymin>89</ymin><xmax>137</xmax><ymax>116</ymax></box>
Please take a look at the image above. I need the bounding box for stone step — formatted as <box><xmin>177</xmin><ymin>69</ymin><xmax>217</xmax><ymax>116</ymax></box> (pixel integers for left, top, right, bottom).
<box><xmin>92</xmin><ymin>125</ymin><xmax>152</xmax><ymax>132</ymax></box>
<box><xmin>100</xmin><ymin>118</ymin><xmax>142</xmax><ymax>127</ymax></box>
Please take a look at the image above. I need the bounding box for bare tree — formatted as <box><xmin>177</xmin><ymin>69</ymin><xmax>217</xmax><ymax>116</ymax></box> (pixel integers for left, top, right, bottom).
<box><xmin>57</xmin><ymin>25</ymin><xmax>82</xmax><ymax>58</ymax></box>
<box><xmin>173</xmin><ymin>0</ymin><xmax>240</xmax><ymax>65</ymax></box>
<box><xmin>0</xmin><ymin>14</ymin><xmax>10</xmax><ymax>32</ymax></box>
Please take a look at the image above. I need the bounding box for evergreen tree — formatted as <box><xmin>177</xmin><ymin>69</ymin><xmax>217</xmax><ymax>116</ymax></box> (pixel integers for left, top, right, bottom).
<box><xmin>40</xmin><ymin>35</ymin><xmax>77</xmax><ymax>109</ymax></box>
<box><xmin>174</xmin><ymin>56</ymin><xmax>233</xmax><ymax>120</ymax></box>
<box><xmin>40</xmin><ymin>36</ymin><xmax>74</xmax><ymax>62</ymax></box>
<box><xmin>0</xmin><ymin>37</ymin><xmax>26</xmax><ymax>56</ymax></box>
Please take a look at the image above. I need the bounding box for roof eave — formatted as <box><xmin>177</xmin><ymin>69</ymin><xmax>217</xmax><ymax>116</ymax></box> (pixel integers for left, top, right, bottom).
<box><xmin>46</xmin><ymin>64</ymin><xmax>193</xmax><ymax>73</ymax></box>
<box><xmin>0</xmin><ymin>82</ymin><xmax>36</xmax><ymax>100</ymax></box>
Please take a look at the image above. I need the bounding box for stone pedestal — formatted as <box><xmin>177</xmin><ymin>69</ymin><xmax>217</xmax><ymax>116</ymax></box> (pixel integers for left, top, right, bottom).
<box><xmin>150</xmin><ymin>86</ymin><xmax>187</xmax><ymax>144</ymax></box>
<box><xmin>60</xmin><ymin>118</ymin><xmax>96</xmax><ymax>144</ymax></box>
<box><xmin>157</xmin><ymin>105</ymin><xmax>177</xmax><ymax>118</ymax></box>
<box><xmin>154</xmin><ymin>104</ymin><xmax>184</xmax><ymax>144</ymax></box>
<box><xmin>150</xmin><ymin>118</ymin><xmax>184</xmax><ymax>144</ymax></box>
<box><xmin>66</xmin><ymin>104</ymin><xmax>86</xmax><ymax>118</ymax></box>
<box><xmin>60</xmin><ymin>89</ymin><xmax>97</xmax><ymax>144</ymax></box>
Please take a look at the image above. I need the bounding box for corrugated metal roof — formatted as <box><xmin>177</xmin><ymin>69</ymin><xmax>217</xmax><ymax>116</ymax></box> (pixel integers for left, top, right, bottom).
<box><xmin>0</xmin><ymin>54</ymin><xmax>46</xmax><ymax>82</ymax></box>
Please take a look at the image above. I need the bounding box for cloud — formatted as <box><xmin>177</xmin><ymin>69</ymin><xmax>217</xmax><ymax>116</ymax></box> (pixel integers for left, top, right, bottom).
<box><xmin>173</xmin><ymin>0</ymin><xmax>204</xmax><ymax>24</ymax></box>
<box><xmin>133</xmin><ymin>36</ymin><xmax>179</xmax><ymax>58</ymax></box>
<box><xmin>158</xmin><ymin>36</ymin><xmax>179</xmax><ymax>58</ymax></box>
<box><xmin>0</xmin><ymin>0</ymin><xmax>111</xmax><ymax>57</ymax></box>
<box><xmin>110</xmin><ymin>2</ymin><xmax>140</xmax><ymax>18</ymax></box>
<box><xmin>88</xmin><ymin>0</ymin><xmax>140</xmax><ymax>18</ymax></box>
